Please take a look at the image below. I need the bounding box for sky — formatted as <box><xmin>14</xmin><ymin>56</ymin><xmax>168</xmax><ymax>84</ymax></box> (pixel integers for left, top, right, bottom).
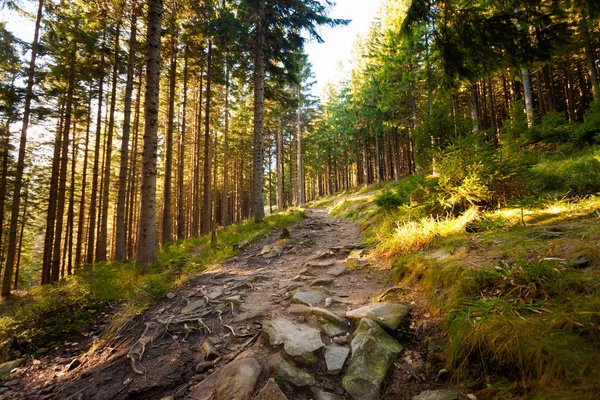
<box><xmin>305</xmin><ymin>0</ymin><xmax>383</xmax><ymax>96</ymax></box>
<box><xmin>1</xmin><ymin>0</ymin><xmax>383</xmax><ymax>98</ymax></box>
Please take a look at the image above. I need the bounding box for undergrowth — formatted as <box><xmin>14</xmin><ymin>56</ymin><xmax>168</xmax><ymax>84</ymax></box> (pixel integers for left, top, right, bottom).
<box><xmin>0</xmin><ymin>210</ymin><xmax>303</xmax><ymax>362</ymax></box>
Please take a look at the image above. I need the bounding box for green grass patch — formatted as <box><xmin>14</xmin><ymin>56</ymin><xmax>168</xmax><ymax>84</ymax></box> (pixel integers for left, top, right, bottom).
<box><xmin>0</xmin><ymin>209</ymin><xmax>304</xmax><ymax>362</ymax></box>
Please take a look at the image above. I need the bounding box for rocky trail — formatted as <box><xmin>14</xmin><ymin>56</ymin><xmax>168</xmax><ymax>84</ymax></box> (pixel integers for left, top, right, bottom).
<box><xmin>1</xmin><ymin>209</ymin><xmax>462</xmax><ymax>400</ymax></box>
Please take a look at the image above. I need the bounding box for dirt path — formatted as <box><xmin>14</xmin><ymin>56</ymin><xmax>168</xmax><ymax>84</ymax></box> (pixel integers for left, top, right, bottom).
<box><xmin>3</xmin><ymin>209</ymin><xmax>443</xmax><ymax>400</ymax></box>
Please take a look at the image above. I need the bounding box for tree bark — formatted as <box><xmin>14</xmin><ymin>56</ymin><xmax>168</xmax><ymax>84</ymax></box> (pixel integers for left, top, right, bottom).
<box><xmin>276</xmin><ymin>125</ymin><xmax>284</xmax><ymax>212</ymax></box>
<box><xmin>192</xmin><ymin>63</ymin><xmax>204</xmax><ymax>237</ymax></box>
<box><xmin>252</xmin><ymin>0</ymin><xmax>266</xmax><ymax>223</ymax></box>
<box><xmin>297</xmin><ymin>86</ymin><xmax>305</xmax><ymax>205</ymax></box>
<box><xmin>2</xmin><ymin>0</ymin><xmax>43</xmax><ymax>296</ymax></box>
<box><xmin>115</xmin><ymin>3</ymin><xmax>138</xmax><ymax>262</ymax></box>
<box><xmin>75</xmin><ymin>88</ymin><xmax>93</xmax><ymax>267</ymax></box>
<box><xmin>201</xmin><ymin>40</ymin><xmax>213</xmax><ymax>235</ymax></box>
<box><xmin>522</xmin><ymin>69</ymin><xmax>534</xmax><ymax>127</ymax></box>
<box><xmin>177</xmin><ymin>43</ymin><xmax>189</xmax><ymax>239</ymax></box>
<box><xmin>580</xmin><ymin>17</ymin><xmax>599</xmax><ymax>101</ymax></box>
<box><xmin>221</xmin><ymin>60</ymin><xmax>230</xmax><ymax>226</ymax></box>
<box><xmin>136</xmin><ymin>0</ymin><xmax>163</xmax><ymax>271</ymax></box>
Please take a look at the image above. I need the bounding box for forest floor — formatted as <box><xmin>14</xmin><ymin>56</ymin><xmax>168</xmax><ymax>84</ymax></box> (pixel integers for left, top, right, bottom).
<box><xmin>0</xmin><ymin>208</ymin><xmax>458</xmax><ymax>400</ymax></box>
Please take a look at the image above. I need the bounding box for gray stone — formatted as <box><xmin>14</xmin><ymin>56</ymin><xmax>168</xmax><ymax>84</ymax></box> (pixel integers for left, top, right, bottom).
<box><xmin>207</xmin><ymin>289</ymin><xmax>224</xmax><ymax>300</ymax></box>
<box><xmin>202</xmin><ymin>341</ymin><xmax>219</xmax><ymax>360</ymax></box>
<box><xmin>324</xmin><ymin>346</ymin><xmax>350</xmax><ymax>375</ymax></box>
<box><xmin>310</xmin><ymin>387</ymin><xmax>344</xmax><ymax>400</ymax></box>
<box><xmin>263</xmin><ymin>319</ymin><xmax>325</xmax><ymax>364</ymax></box>
<box><xmin>412</xmin><ymin>389</ymin><xmax>460</xmax><ymax>400</ymax></box>
<box><xmin>268</xmin><ymin>353</ymin><xmax>315</xmax><ymax>387</ymax></box>
<box><xmin>346</xmin><ymin>302</ymin><xmax>409</xmax><ymax>330</ymax></box>
<box><xmin>221</xmin><ymin>295</ymin><xmax>242</xmax><ymax>304</ymax></box>
<box><xmin>186</xmin><ymin>372</ymin><xmax>220</xmax><ymax>400</ymax></box>
<box><xmin>310</xmin><ymin>278</ymin><xmax>334</xmax><ymax>287</ymax></box>
<box><xmin>181</xmin><ymin>300</ymin><xmax>206</xmax><ymax>314</ymax></box>
<box><xmin>0</xmin><ymin>358</ymin><xmax>25</xmax><ymax>378</ymax></box>
<box><xmin>196</xmin><ymin>361</ymin><xmax>214</xmax><ymax>374</ymax></box>
<box><xmin>166</xmin><ymin>292</ymin><xmax>176</xmax><ymax>299</ymax></box>
<box><xmin>342</xmin><ymin>318</ymin><xmax>403</xmax><ymax>400</ymax></box>
<box><xmin>298</xmin><ymin>268</ymin><xmax>316</xmax><ymax>276</ymax></box>
<box><xmin>291</xmin><ymin>291</ymin><xmax>328</xmax><ymax>307</ymax></box>
<box><xmin>287</xmin><ymin>305</ymin><xmax>349</xmax><ymax>337</ymax></box>
<box><xmin>255</xmin><ymin>378</ymin><xmax>288</xmax><ymax>400</ymax></box>
<box><xmin>214</xmin><ymin>358</ymin><xmax>261</xmax><ymax>400</ymax></box>
<box><xmin>305</xmin><ymin>260</ymin><xmax>335</xmax><ymax>268</ymax></box>
<box><xmin>326</xmin><ymin>265</ymin><xmax>346</xmax><ymax>277</ymax></box>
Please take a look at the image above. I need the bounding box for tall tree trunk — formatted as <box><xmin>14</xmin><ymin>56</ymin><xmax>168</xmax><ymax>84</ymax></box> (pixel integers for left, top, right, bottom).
<box><xmin>67</xmin><ymin>127</ymin><xmax>78</xmax><ymax>276</ymax></box>
<box><xmin>276</xmin><ymin>125</ymin><xmax>284</xmax><ymax>212</ymax></box>
<box><xmin>0</xmin><ymin>121</ymin><xmax>10</xmax><ymax>263</ymax></box>
<box><xmin>542</xmin><ymin>64</ymin><xmax>556</xmax><ymax>113</ymax></box>
<box><xmin>252</xmin><ymin>0</ymin><xmax>266</xmax><ymax>223</ymax></box>
<box><xmin>580</xmin><ymin>17</ymin><xmax>599</xmax><ymax>101</ymax></box>
<box><xmin>221</xmin><ymin>60</ymin><xmax>230</xmax><ymax>225</ymax></box>
<box><xmin>202</xmin><ymin>40</ymin><xmax>213</xmax><ymax>235</ymax></box>
<box><xmin>97</xmin><ymin>24</ymin><xmax>121</xmax><ymax>262</ymax></box>
<box><xmin>2</xmin><ymin>0</ymin><xmax>43</xmax><ymax>296</ymax></box>
<box><xmin>162</xmin><ymin>29</ymin><xmax>178</xmax><ymax>246</ymax></box>
<box><xmin>13</xmin><ymin>189</ymin><xmax>28</xmax><ymax>290</ymax></box>
<box><xmin>75</xmin><ymin>88</ymin><xmax>93</xmax><ymax>267</ymax></box>
<box><xmin>471</xmin><ymin>83</ymin><xmax>480</xmax><ymax>133</ymax></box>
<box><xmin>115</xmin><ymin>3</ymin><xmax>138</xmax><ymax>262</ymax></box>
<box><xmin>86</xmin><ymin>31</ymin><xmax>106</xmax><ymax>265</ymax></box>
<box><xmin>136</xmin><ymin>0</ymin><xmax>163</xmax><ymax>271</ymax></box>
<box><xmin>127</xmin><ymin>72</ymin><xmax>144</xmax><ymax>259</ymax></box>
<box><xmin>177</xmin><ymin>43</ymin><xmax>189</xmax><ymax>239</ymax></box>
<box><xmin>297</xmin><ymin>86</ymin><xmax>305</xmax><ymax>205</ymax></box>
<box><xmin>192</xmin><ymin>63</ymin><xmax>204</xmax><ymax>237</ymax></box>
<box><xmin>522</xmin><ymin>69</ymin><xmax>534</xmax><ymax>127</ymax></box>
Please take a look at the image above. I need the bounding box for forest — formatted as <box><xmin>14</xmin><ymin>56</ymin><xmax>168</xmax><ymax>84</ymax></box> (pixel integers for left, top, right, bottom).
<box><xmin>0</xmin><ymin>0</ymin><xmax>599</xmax><ymax>399</ymax></box>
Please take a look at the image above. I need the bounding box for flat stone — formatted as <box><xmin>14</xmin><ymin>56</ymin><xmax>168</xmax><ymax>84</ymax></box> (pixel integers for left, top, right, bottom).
<box><xmin>196</xmin><ymin>361</ymin><xmax>214</xmax><ymax>374</ymax></box>
<box><xmin>291</xmin><ymin>291</ymin><xmax>328</xmax><ymax>307</ymax></box>
<box><xmin>310</xmin><ymin>278</ymin><xmax>334</xmax><ymax>287</ymax></box>
<box><xmin>181</xmin><ymin>300</ymin><xmax>206</xmax><ymax>314</ymax></box>
<box><xmin>413</xmin><ymin>389</ymin><xmax>460</xmax><ymax>400</ymax></box>
<box><xmin>207</xmin><ymin>289</ymin><xmax>224</xmax><ymax>300</ymax></box>
<box><xmin>0</xmin><ymin>358</ymin><xmax>25</xmax><ymax>378</ymax></box>
<box><xmin>202</xmin><ymin>341</ymin><xmax>220</xmax><ymax>360</ymax></box>
<box><xmin>310</xmin><ymin>387</ymin><xmax>344</xmax><ymax>400</ymax></box>
<box><xmin>325</xmin><ymin>346</ymin><xmax>350</xmax><ymax>375</ymax></box>
<box><xmin>263</xmin><ymin>319</ymin><xmax>325</xmax><ymax>364</ymax></box>
<box><xmin>186</xmin><ymin>372</ymin><xmax>220</xmax><ymax>400</ymax></box>
<box><xmin>214</xmin><ymin>358</ymin><xmax>261</xmax><ymax>400</ymax></box>
<box><xmin>342</xmin><ymin>318</ymin><xmax>403</xmax><ymax>400</ymax></box>
<box><xmin>268</xmin><ymin>353</ymin><xmax>315</xmax><ymax>387</ymax></box>
<box><xmin>166</xmin><ymin>292</ymin><xmax>176</xmax><ymax>299</ymax></box>
<box><xmin>326</xmin><ymin>265</ymin><xmax>346</xmax><ymax>277</ymax></box>
<box><xmin>255</xmin><ymin>378</ymin><xmax>288</xmax><ymax>400</ymax></box>
<box><xmin>221</xmin><ymin>295</ymin><xmax>242</xmax><ymax>304</ymax></box>
<box><xmin>346</xmin><ymin>302</ymin><xmax>409</xmax><ymax>330</ymax></box>
<box><xmin>287</xmin><ymin>304</ymin><xmax>349</xmax><ymax>336</ymax></box>
<box><xmin>298</xmin><ymin>268</ymin><xmax>316</xmax><ymax>276</ymax></box>
<box><xmin>305</xmin><ymin>260</ymin><xmax>335</xmax><ymax>268</ymax></box>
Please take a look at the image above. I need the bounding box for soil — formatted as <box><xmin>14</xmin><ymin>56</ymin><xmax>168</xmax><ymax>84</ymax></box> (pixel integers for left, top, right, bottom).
<box><xmin>0</xmin><ymin>208</ymin><xmax>454</xmax><ymax>400</ymax></box>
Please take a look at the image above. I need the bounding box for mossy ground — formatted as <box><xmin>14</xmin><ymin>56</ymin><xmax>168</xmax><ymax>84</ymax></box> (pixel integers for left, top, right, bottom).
<box><xmin>311</xmin><ymin>180</ymin><xmax>600</xmax><ymax>399</ymax></box>
<box><xmin>0</xmin><ymin>209</ymin><xmax>304</xmax><ymax>362</ymax></box>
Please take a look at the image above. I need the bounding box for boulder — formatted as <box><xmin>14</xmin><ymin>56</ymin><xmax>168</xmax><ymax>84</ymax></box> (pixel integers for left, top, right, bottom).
<box><xmin>0</xmin><ymin>358</ymin><xmax>25</xmax><ymax>378</ymax></box>
<box><xmin>291</xmin><ymin>291</ymin><xmax>328</xmax><ymax>307</ymax></box>
<box><xmin>268</xmin><ymin>353</ymin><xmax>315</xmax><ymax>387</ymax></box>
<box><xmin>346</xmin><ymin>302</ymin><xmax>409</xmax><ymax>330</ymax></box>
<box><xmin>342</xmin><ymin>318</ymin><xmax>403</xmax><ymax>400</ymax></box>
<box><xmin>324</xmin><ymin>346</ymin><xmax>350</xmax><ymax>375</ymax></box>
<box><xmin>214</xmin><ymin>358</ymin><xmax>262</xmax><ymax>400</ymax></box>
<box><xmin>263</xmin><ymin>319</ymin><xmax>325</xmax><ymax>364</ymax></box>
<box><xmin>412</xmin><ymin>389</ymin><xmax>460</xmax><ymax>400</ymax></box>
<box><xmin>310</xmin><ymin>387</ymin><xmax>344</xmax><ymax>400</ymax></box>
<box><xmin>186</xmin><ymin>372</ymin><xmax>220</xmax><ymax>400</ymax></box>
<box><xmin>255</xmin><ymin>378</ymin><xmax>288</xmax><ymax>400</ymax></box>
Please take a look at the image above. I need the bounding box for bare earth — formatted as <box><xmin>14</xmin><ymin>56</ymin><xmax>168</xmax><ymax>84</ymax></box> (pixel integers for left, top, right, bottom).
<box><xmin>2</xmin><ymin>208</ymin><xmax>448</xmax><ymax>400</ymax></box>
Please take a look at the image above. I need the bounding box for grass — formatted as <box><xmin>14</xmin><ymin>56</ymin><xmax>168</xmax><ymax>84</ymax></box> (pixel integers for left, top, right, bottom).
<box><xmin>0</xmin><ymin>209</ymin><xmax>304</xmax><ymax>363</ymax></box>
<box><xmin>309</xmin><ymin>161</ymin><xmax>600</xmax><ymax>398</ymax></box>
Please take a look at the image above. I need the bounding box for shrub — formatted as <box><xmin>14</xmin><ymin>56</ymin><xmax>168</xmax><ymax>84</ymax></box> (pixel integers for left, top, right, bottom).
<box><xmin>524</xmin><ymin>113</ymin><xmax>573</xmax><ymax>143</ymax></box>
<box><xmin>573</xmin><ymin>100</ymin><xmax>600</xmax><ymax>145</ymax></box>
<box><xmin>374</xmin><ymin>190</ymin><xmax>404</xmax><ymax>211</ymax></box>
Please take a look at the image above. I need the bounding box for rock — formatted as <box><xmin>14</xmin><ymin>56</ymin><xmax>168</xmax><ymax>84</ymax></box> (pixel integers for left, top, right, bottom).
<box><xmin>196</xmin><ymin>361</ymin><xmax>214</xmax><ymax>374</ymax></box>
<box><xmin>263</xmin><ymin>319</ymin><xmax>325</xmax><ymax>364</ymax></box>
<box><xmin>214</xmin><ymin>358</ymin><xmax>261</xmax><ymax>400</ymax></box>
<box><xmin>310</xmin><ymin>387</ymin><xmax>344</xmax><ymax>400</ymax></box>
<box><xmin>268</xmin><ymin>353</ymin><xmax>315</xmax><ymax>387</ymax></box>
<box><xmin>66</xmin><ymin>358</ymin><xmax>81</xmax><ymax>371</ymax></box>
<box><xmin>291</xmin><ymin>291</ymin><xmax>328</xmax><ymax>307</ymax></box>
<box><xmin>570</xmin><ymin>256</ymin><xmax>590</xmax><ymax>268</ymax></box>
<box><xmin>280</xmin><ymin>228</ymin><xmax>292</xmax><ymax>240</ymax></box>
<box><xmin>412</xmin><ymin>389</ymin><xmax>460</xmax><ymax>400</ymax></box>
<box><xmin>186</xmin><ymin>371</ymin><xmax>220</xmax><ymax>400</ymax></box>
<box><xmin>255</xmin><ymin>378</ymin><xmax>288</xmax><ymax>400</ymax></box>
<box><xmin>0</xmin><ymin>388</ymin><xmax>8</xmax><ymax>395</ymax></box>
<box><xmin>333</xmin><ymin>335</ymin><xmax>349</xmax><ymax>345</ymax></box>
<box><xmin>298</xmin><ymin>268</ymin><xmax>316</xmax><ymax>276</ymax></box>
<box><xmin>288</xmin><ymin>305</ymin><xmax>349</xmax><ymax>337</ymax></box>
<box><xmin>4</xmin><ymin>380</ymin><xmax>18</xmax><ymax>386</ymax></box>
<box><xmin>467</xmin><ymin>394</ymin><xmax>478</xmax><ymax>400</ymax></box>
<box><xmin>166</xmin><ymin>292</ymin><xmax>176</xmax><ymax>299</ymax></box>
<box><xmin>235</xmin><ymin>309</ymin><xmax>265</xmax><ymax>322</ymax></box>
<box><xmin>221</xmin><ymin>295</ymin><xmax>242</xmax><ymax>304</ymax></box>
<box><xmin>324</xmin><ymin>346</ymin><xmax>350</xmax><ymax>375</ymax></box>
<box><xmin>207</xmin><ymin>289</ymin><xmax>224</xmax><ymax>300</ymax></box>
<box><xmin>174</xmin><ymin>383</ymin><xmax>189</xmax><ymax>399</ymax></box>
<box><xmin>342</xmin><ymin>318</ymin><xmax>403</xmax><ymax>400</ymax></box>
<box><xmin>326</xmin><ymin>265</ymin><xmax>346</xmax><ymax>277</ymax></box>
<box><xmin>181</xmin><ymin>300</ymin><xmax>206</xmax><ymax>314</ymax></box>
<box><xmin>310</xmin><ymin>278</ymin><xmax>334</xmax><ymax>287</ymax></box>
<box><xmin>202</xmin><ymin>341</ymin><xmax>220</xmax><ymax>360</ymax></box>
<box><xmin>81</xmin><ymin>370</ymin><xmax>92</xmax><ymax>378</ymax></box>
<box><xmin>346</xmin><ymin>302</ymin><xmax>409</xmax><ymax>330</ymax></box>
<box><xmin>161</xmin><ymin>396</ymin><xmax>175</xmax><ymax>400</ymax></box>
<box><xmin>305</xmin><ymin>260</ymin><xmax>335</xmax><ymax>268</ymax></box>
<box><xmin>0</xmin><ymin>358</ymin><xmax>25</xmax><ymax>378</ymax></box>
